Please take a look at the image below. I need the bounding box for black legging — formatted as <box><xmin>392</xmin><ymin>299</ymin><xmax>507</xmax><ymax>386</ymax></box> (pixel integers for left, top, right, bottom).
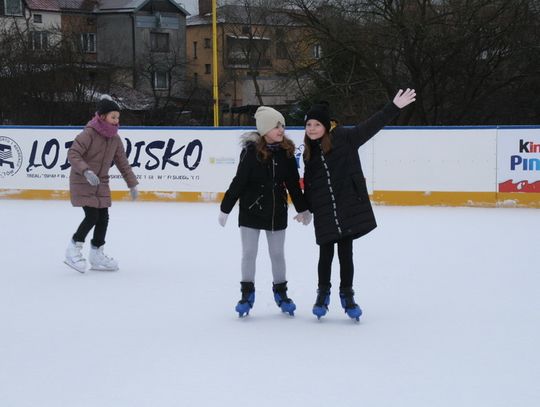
<box><xmin>318</xmin><ymin>236</ymin><xmax>354</xmax><ymax>289</ymax></box>
<box><xmin>73</xmin><ymin>206</ymin><xmax>109</xmax><ymax>248</ymax></box>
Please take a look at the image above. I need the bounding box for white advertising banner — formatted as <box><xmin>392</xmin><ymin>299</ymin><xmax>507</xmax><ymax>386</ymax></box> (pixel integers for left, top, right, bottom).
<box><xmin>373</xmin><ymin>128</ymin><xmax>497</xmax><ymax>192</ymax></box>
<box><xmin>0</xmin><ymin>127</ymin><xmax>312</xmax><ymax>194</ymax></box>
<box><xmin>5</xmin><ymin>125</ymin><xmax>538</xmax><ymax>207</ymax></box>
<box><xmin>497</xmin><ymin>128</ymin><xmax>540</xmax><ymax>193</ymax></box>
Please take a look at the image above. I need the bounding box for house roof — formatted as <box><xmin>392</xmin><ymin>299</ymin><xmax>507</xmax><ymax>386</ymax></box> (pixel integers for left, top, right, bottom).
<box><xmin>99</xmin><ymin>84</ymin><xmax>155</xmax><ymax>111</ymax></box>
<box><xmin>24</xmin><ymin>0</ymin><xmax>188</xmax><ymax>15</ymax></box>
<box><xmin>97</xmin><ymin>0</ymin><xmax>188</xmax><ymax>15</ymax></box>
<box><xmin>186</xmin><ymin>13</ymin><xmax>224</xmax><ymax>26</ymax></box>
<box><xmin>25</xmin><ymin>0</ymin><xmax>61</xmax><ymax>12</ymax></box>
<box><xmin>187</xmin><ymin>4</ymin><xmax>296</xmax><ymax>26</ymax></box>
<box><xmin>58</xmin><ymin>0</ymin><xmax>98</xmax><ymax>12</ymax></box>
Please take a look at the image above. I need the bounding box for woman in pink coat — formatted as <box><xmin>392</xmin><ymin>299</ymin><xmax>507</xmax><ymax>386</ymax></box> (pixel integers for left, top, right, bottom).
<box><xmin>64</xmin><ymin>96</ymin><xmax>138</xmax><ymax>273</ymax></box>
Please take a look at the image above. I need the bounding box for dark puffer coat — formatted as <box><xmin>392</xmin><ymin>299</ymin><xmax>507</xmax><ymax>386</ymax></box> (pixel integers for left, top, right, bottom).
<box><xmin>304</xmin><ymin>102</ymin><xmax>400</xmax><ymax>245</ymax></box>
<box><xmin>221</xmin><ymin>133</ymin><xmax>308</xmax><ymax>231</ymax></box>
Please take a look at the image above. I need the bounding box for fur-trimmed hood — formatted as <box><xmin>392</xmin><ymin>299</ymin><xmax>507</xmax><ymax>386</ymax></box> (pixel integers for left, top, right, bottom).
<box><xmin>240</xmin><ymin>131</ymin><xmax>261</xmax><ymax>148</ymax></box>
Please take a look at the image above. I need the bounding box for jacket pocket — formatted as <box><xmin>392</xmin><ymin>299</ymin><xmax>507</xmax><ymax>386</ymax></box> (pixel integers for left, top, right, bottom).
<box><xmin>248</xmin><ymin>194</ymin><xmax>264</xmax><ymax>211</ymax></box>
<box><xmin>351</xmin><ymin>174</ymin><xmax>367</xmax><ymax>201</ymax></box>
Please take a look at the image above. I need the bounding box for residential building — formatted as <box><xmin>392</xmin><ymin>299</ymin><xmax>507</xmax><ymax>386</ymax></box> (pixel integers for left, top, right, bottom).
<box><xmin>186</xmin><ymin>0</ymin><xmax>317</xmax><ymax>124</ymax></box>
<box><xmin>1</xmin><ymin>0</ymin><xmax>189</xmax><ymax>110</ymax></box>
<box><xmin>96</xmin><ymin>0</ymin><xmax>189</xmax><ymax>97</ymax></box>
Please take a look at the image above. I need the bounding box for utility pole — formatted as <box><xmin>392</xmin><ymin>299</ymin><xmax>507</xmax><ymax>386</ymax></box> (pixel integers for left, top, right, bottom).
<box><xmin>212</xmin><ymin>0</ymin><xmax>219</xmax><ymax>126</ymax></box>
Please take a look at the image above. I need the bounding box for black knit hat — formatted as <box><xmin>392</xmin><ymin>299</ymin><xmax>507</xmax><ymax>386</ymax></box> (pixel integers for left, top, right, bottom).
<box><xmin>304</xmin><ymin>103</ymin><xmax>331</xmax><ymax>133</ymax></box>
<box><xmin>96</xmin><ymin>95</ymin><xmax>120</xmax><ymax>115</ymax></box>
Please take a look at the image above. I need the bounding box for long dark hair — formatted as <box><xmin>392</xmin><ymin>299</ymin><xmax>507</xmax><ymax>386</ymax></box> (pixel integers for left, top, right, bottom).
<box><xmin>303</xmin><ymin>131</ymin><xmax>333</xmax><ymax>161</ymax></box>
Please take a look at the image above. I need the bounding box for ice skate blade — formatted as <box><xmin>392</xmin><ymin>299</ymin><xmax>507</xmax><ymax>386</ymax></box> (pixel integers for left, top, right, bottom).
<box><xmin>89</xmin><ymin>265</ymin><xmax>119</xmax><ymax>272</ymax></box>
<box><xmin>344</xmin><ymin>309</ymin><xmax>362</xmax><ymax>322</ymax></box>
<box><xmin>279</xmin><ymin>305</ymin><xmax>296</xmax><ymax>317</ymax></box>
<box><xmin>281</xmin><ymin>308</ymin><xmax>295</xmax><ymax>316</ymax></box>
<box><xmin>235</xmin><ymin>301</ymin><xmax>253</xmax><ymax>318</ymax></box>
<box><xmin>312</xmin><ymin>306</ymin><xmax>328</xmax><ymax>320</ymax></box>
<box><xmin>64</xmin><ymin>260</ymin><xmax>86</xmax><ymax>273</ymax></box>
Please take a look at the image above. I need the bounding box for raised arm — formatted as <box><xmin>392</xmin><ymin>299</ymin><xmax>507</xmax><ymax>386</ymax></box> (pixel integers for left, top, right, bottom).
<box><xmin>345</xmin><ymin>88</ymin><xmax>416</xmax><ymax>149</ymax></box>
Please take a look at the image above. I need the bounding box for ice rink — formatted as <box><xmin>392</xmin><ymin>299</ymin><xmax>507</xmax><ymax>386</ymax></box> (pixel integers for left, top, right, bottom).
<box><xmin>1</xmin><ymin>199</ymin><xmax>539</xmax><ymax>407</ymax></box>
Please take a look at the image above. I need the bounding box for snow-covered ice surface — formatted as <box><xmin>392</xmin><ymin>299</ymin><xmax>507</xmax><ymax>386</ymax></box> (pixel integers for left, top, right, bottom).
<box><xmin>1</xmin><ymin>200</ymin><xmax>539</xmax><ymax>407</ymax></box>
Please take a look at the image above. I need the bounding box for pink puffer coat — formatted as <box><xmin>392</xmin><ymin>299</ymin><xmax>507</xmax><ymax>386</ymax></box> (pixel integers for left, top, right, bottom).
<box><xmin>68</xmin><ymin>127</ymin><xmax>138</xmax><ymax>208</ymax></box>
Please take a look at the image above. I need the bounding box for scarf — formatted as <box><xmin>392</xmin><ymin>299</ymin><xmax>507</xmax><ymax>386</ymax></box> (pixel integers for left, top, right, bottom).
<box><xmin>266</xmin><ymin>142</ymin><xmax>282</xmax><ymax>152</ymax></box>
<box><xmin>87</xmin><ymin>113</ymin><xmax>119</xmax><ymax>138</ymax></box>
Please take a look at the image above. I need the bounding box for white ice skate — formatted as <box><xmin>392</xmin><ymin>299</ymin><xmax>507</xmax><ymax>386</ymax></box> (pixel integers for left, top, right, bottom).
<box><xmin>89</xmin><ymin>245</ymin><xmax>119</xmax><ymax>271</ymax></box>
<box><xmin>64</xmin><ymin>240</ymin><xmax>87</xmax><ymax>273</ymax></box>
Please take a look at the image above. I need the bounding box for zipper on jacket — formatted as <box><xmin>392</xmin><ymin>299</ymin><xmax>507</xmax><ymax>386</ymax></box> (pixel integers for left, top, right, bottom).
<box><xmin>320</xmin><ymin>150</ymin><xmax>342</xmax><ymax>236</ymax></box>
<box><xmin>97</xmin><ymin>137</ymin><xmax>110</xmax><ymax>177</ymax></box>
<box><xmin>95</xmin><ymin>137</ymin><xmax>111</xmax><ymax>207</ymax></box>
<box><xmin>271</xmin><ymin>157</ymin><xmax>276</xmax><ymax>232</ymax></box>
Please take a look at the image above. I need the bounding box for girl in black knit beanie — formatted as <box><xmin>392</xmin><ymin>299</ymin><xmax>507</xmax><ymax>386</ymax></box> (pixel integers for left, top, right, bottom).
<box><xmin>64</xmin><ymin>95</ymin><xmax>139</xmax><ymax>273</ymax></box>
<box><xmin>303</xmin><ymin>89</ymin><xmax>416</xmax><ymax>321</ymax></box>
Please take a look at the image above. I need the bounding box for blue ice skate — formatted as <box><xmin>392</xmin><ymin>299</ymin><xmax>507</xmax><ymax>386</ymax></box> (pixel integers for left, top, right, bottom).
<box><xmin>312</xmin><ymin>287</ymin><xmax>330</xmax><ymax>320</ymax></box>
<box><xmin>236</xmin><ymin>282</ymin><xmax>255</xmax><ymax>317</ymax></box>
<box><xmin>339</xmin><ymin>288</ymin><xmax>362</xmax><ymax>322</ymax></box>
<box><xmin>273</xmin><ymin>282</ymin><xmax>296</xmax><ymax>316</ymax></box>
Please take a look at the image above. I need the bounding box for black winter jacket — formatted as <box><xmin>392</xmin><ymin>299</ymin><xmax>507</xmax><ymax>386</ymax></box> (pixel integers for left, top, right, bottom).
<box><xmin>304</xmin><ymin>102</ymin><xmax>400</xmax><ymax>245</ymax></box>
<box><xmin>221</xmin><ymin>134</ymin><xmax>308</xmax><ymax>231</ymax></box>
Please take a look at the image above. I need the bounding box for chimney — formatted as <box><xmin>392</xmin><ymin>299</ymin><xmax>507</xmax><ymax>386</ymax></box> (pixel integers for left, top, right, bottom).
<box><xmin>199</xmin><ymin>0</ymin><xmax>212</xmax><ymax>15</ymax></box>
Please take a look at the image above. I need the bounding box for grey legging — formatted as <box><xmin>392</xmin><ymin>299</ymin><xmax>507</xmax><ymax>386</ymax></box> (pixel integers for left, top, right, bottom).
<box><xmin>240</xmin><ymin>226</ymin><xmax>286</xmax><ymax>284</ymax></box>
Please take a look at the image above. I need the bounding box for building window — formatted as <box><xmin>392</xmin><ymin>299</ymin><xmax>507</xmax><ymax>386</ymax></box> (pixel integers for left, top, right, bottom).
<box><xmin>226</xmin><ymin>36</ymin><xmax>271</xmax><ymax>67</ymax></box>
<box><xmin>194</xmin><ymin>72</ymin><xmax>198</xmax><ymax>84</ymax></box>
<box><xmin>193</xmin><ymin>41</ymin><xmax>198</xmax><ymax>59</ymax></box>
<box><xmin>313</xmin><ymin>44</ymin><xmax>322</xmax><ymax>59</ymax></box>
<box><xmin>151</xmin><ymin>32</ymin><xmax>169</xmax><ymax>52</ymax></box>
<box><xmin>33</xmin><ymin>14</ymin><xmax>42</xmax><ymax>24</ymax></box>
<box><xmin>204</xmin><ymin>38</ymin><xmax>211</xmax><ymax>48</ymax></box>
<box><xmin>153</xmin><ymin>71</ymin><xmax>169</xmax><ymax>90</ymax></box>
<box><xmin>30</xmin><ymin>31</ymin><xmax>48</xmax><ymax>51</ymax></box>
<box><xmin>276</xmin><ymin>41</ymin><xmax>288</xmax><ymax>60</ymax></box>
<box><xmin>205</xmin><ymin>64</ymin><xmax>211</xmax><ymax>74</ymax></box>
<box><xmin>80</xmin><ymin>33</ymin><xmax>96</xmax><ymax>53</ymax></box>
<box><xmin>4</xmin><ymin>0</ymin><xmax>22</xmax><ymax>16</ymax></box>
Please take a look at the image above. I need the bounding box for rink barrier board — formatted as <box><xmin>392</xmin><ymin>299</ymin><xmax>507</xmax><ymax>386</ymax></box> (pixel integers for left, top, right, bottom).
<box><xmin>1</xmin><ymin>125</ymin><xmax>539</xmax><ymax>208</ymax></box>
<box><xmin>373</xmin><ymin>191</ymin><xmax>540</xmax><ymax>208</ymax></box>
<box><xmin>2</xmin><ymin>188</ymin><xmax>539</xmax><ymax>208</ymax></box>
<box><xmin>0</xmin><ymin>189</ymin><xmax>226</xmax><ymax>203</ymax></box>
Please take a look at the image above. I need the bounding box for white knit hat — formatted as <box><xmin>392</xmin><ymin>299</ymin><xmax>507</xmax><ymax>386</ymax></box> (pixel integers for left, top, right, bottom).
<box><xmin>254</xmin><ymin>106</ymin><xmax>285</xmax><ymax>136</ymax></box>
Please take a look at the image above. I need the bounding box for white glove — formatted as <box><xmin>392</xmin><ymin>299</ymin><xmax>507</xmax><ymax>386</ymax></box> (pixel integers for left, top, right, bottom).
<box><xmin>218</xmin><ymin>211</ymin><xmax>229</xmax><ymax>227</ymax></box>
<box><xmin>392</xmin><ymin>88</ymin><xmax>416</xmax><ymax>109</ymax></box>
<box><xmin>294</xmin><ymin>210</ymin><xmax>312</xmax><ymax>226</ymax></box>
<box><xmin>83</xmin><ymin>170</ymin><xmax>100</xmax><ymax>186</ymax></box>
<box><xmin>130</xmin><ymin>186</ymin><xmax>139</xmax><ymax>201</ymax></box>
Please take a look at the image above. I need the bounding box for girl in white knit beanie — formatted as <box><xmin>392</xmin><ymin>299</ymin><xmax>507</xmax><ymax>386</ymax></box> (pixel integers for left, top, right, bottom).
<box><xmin>219</xmin><ymin>106</ymin><xmax>312</xmax><ymax>317</ymax></box>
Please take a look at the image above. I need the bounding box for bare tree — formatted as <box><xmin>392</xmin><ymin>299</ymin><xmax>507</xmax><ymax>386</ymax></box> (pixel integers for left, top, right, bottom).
<box><xmin>0</xmin><ymin>16</ymin><xmax>114</xmax><ymax>124</ymax></box>
<box><xmin>220</xmin><ymin>0</ymin><xmax>277</xmax><ymax>105</ymax></box>
<box><xmin>285</xmin><ymin>0</ymin><xmax>540</xmax><ymax>125</ymax></box>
